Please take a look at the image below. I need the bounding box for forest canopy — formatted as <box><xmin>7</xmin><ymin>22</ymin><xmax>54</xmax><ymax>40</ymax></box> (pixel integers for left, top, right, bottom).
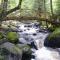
<box><xmin>0</xmin><ymin>0</ymin><xmax>60</xmax><ymax>21</ymax></box>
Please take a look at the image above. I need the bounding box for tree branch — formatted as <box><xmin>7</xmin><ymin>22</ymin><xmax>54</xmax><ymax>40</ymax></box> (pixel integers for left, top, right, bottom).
<box><xmin>6</xmin><ymin>5</ymin><xmax>19</xmax><ymax>15</ymax></box>
<box><xmin>6</xmin><ymin>0</ymin><xmax>23</xmax><ymax>16</ymax></box>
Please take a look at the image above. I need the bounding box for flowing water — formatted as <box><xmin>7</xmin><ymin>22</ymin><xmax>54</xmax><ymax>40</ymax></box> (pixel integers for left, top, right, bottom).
<box><xmin>16</xmin><ymin>20</ymin><xmax>60</xmax><ymax>60</ymax></box>
<box><xmin>1</xmin><ymin>20</ymin><xmax>60</xmax><ymax>60</ymax></box>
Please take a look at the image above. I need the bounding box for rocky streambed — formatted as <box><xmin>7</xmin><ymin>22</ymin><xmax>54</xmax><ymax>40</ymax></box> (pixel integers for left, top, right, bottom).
<box><xmin>0</xmin><ymin>20</ymin><xmax>60</xmax><ymax>60</ymax></box>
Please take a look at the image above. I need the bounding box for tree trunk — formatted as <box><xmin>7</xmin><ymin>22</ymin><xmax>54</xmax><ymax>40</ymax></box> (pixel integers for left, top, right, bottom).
<box><xmin>50</xmin><ymin>0</ymin><xmax>53</xmax><ymax>16</ymax></box>
<box><xmin>0</xmin><ymin>0</ymin><xmax>8</xmax><ymax>21</ymax></box>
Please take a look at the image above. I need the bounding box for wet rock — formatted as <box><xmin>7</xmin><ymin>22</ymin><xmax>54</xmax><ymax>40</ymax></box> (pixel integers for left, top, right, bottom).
<box><xmin>22</xmin><ymin>53</ymin><xmax>31</xmax><ymax>60</ymax></box>
<box><xmin>27</xmin><ymin>28</ymin><xmax>30</xmax><ymax>30</ymax></box>
<box><xmin>20</xmin><ymin>30</ymin><xmax>23</xmax><ymax>32</ymax></box>
<box><xmin>34</xmin><ymin>23</ymin><xmax>39</xmax><ymax>28</ymax></box>
<box><xmin>24</xmin><ymin>29</ymin><xmax>26</xmax><ymax>31</ymax></box>
<box><xmin>1</xmin><ymin>42</ymin><xmax>22</xmax><ymax>55</ymax></box>
<box><xmin>44</xmin><ymin>28</ymin><xmax>60</xmax><ymax>48</ymax></box>
<box><xmin>19</xmin><ymin>38</ymin><xmax>28</xmax><ymax>44</ymax></box>
<box><xmin>17</xmin><ymin>44</ymin><xmax>32</xmax><ymax>60</ymax></box>
<box><xmin>33</xmin><ymin>33</ymin><xmax>37</xmax><ymax>36</ymax></box>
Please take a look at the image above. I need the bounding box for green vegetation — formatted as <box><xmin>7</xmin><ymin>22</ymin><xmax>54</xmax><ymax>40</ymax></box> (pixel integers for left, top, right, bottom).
<box><xmin>48</xmin><ymin>27</ymin><xmax>60</xmax><ymax>40</ymax></box>
<box><xmin>0</xmin><ymin>0</ymin><xmax>60</xmax><ymax>58</ymax></box>
<box><xmin>0</xmin><ymin>32</ymin><xmax>4</xmax><ymax>40</ymax></box>
<box><xmin>6</xmin><ymin>32</ymin><xmax>18</xmax><ymax>44</ymax></box>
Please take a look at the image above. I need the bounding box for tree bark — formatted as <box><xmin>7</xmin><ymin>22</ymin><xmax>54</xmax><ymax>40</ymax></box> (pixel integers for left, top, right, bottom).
<box><xmin>6</xmin><ymin>0</ymin><xmax>23</xmax><ymax>16</ymax></box>
<box><xmin>3</xmin><ymin>16</ymin><xmax>60</xmax><ymax>25</ymax></box>
<box><xmin>0</xmin><ymin>0</ymin><xmax>23</xmax><ymax>21</ymax></box>
<box><xmin>0</xmin><ymin>0</ymin><xmax>8</xmax><ymax>21</ymax></box>
<box><xmin>50</xmin><ymin>0</ymin><xmax>53</xmax><ymax>16</ymax></box>
<box><xmin>6</xmin><ymin>5</ymin><xmax>19</xmax><ymax>15</ymax></box>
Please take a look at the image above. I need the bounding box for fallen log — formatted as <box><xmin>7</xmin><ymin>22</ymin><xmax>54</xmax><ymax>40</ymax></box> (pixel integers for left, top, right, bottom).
<box><xmin>3</xmin><ymin>16</ymin><xmax>60</xmax><ymax>25</ymax></box>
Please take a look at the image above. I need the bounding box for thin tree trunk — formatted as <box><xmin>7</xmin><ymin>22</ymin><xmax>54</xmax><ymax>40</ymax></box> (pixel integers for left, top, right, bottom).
<box><xmin>0</xmin><ymin>0</ymin><xmax>8</xmax><ymax>21</ymax></box>
<box><xmin>50</xmin><ymin>0</ymin><xmax>53</xmax><ymax>16</ymax></box>
<box><xmin>6</xmin><ymin>0</ymin><xmax>23</xmax><ymax>15</ymax></box>
<box><xmin>43</xmin><ymin>0</ymin><xmax>48</xmax><ymax>28</ymax></box>
<box><xmin>6</xmin><ymin>5</ymin><xmax>19</xmax><ymax>15</ymax></box>
<box><xmin>0</xmin><ymin>0</ymin><xmax>23</xmax><ymax>21</ymax></box>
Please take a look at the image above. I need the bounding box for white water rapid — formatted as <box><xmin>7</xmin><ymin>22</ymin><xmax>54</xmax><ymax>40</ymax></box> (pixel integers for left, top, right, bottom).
<box><xmin>16</xmin><ymin>21</ymin><xmax>60</xmax><ymax>60</ymax></box>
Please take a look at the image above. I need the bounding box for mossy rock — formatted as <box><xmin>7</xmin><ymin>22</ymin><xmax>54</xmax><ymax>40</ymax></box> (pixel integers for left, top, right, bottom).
<box><xmin>48</xmin><ymin>28</ymin><xmax>60</xmax><ymax>40</ymax></box>
<box><xmin>44</xmin><ymin>27</ymin><xmax>60</xmax><ymax>48</ymax></box>
<box><xmin>0</xmin><ymin>32</ymin><xmax>4</xmax><ymax>40</ymax></box>
<box><xmin>22</xmin><ymin>45</ymin><xmax>31</xmax><ymax>54</ymax></box>
<box><xmin>6</xmin><ymin>32</ymin><xmax>18</xmax><ymax>44</ymax></box>
<box><xmin>16</xmin><ymin>44</ymin><xmax>32</xmax><ymax>54</ymax></box>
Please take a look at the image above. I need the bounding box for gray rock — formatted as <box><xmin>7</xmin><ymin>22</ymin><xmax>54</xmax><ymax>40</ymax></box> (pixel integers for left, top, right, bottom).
<box><xmin>1</xmin><ymin>42</ymin><xmax>22</xmax><ymax>55</ymax></box>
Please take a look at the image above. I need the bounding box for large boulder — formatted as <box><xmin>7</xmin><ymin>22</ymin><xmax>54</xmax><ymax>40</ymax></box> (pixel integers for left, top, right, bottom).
<box><xmin>17</xmin><ymin>44</ymin><xmax>32</xmax><ymax>54</ymax></box>
<box><xmin>44</xmin><ymin>28</ymin><xmax>60</xmax><ymax>48</ymax></box>
<box><xmin>1</xmin><ymin>42</ymin><xmax>22</xmax><ymax>55</ymax></box>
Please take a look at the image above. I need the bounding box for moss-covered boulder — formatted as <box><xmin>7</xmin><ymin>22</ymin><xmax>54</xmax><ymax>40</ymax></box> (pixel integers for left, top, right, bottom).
<box><xmin>17</xmin><ymin>44</ymin><xmax>32</xmax><ymax>54</ymax></box>
<box><xmin>0</xmin><ymin>32</ymin><xmax>4</xmax><ymax>40</ymax></box>
<box><xmin>23</xmin><ymin>45</ymin><xmax>31</xmax><ymax>54</ymax></box>
<box><xmin>44</xmin><ymin>28</ymin><xmax>60</xmax><ymax>48</ymax></box>
<box><xmin>6</xmin><ymin>32</ymin><xmax>18</xmax><ymax>44</ymax></box>
<box><xmin>1</xmin><ymin>42</ymin><xmax>22</xmax><ymax>55</ymax></box>
<box><xmin>48</xmin><ymin>28</ymin><xmax>60</xmax><ymax>40</ymax></box>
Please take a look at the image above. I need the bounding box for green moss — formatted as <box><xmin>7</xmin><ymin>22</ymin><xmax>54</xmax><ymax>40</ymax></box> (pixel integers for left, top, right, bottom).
<box><xmin>48</xmin><ymin>27</ymin><xmax>60</xmax><ymax>40</ymax></box>
<box><xmin>6</xmin><ymin>32</ymin><xmax>18</xmax><ymax>44</ymax></box>
<box><xmin>0</xmin><ymin>32</ymin><xmax>4</xmax><ymax>40</ymax></box>
<box><xmin>22</xmin><ymin>45</ymin><xmax>32</xmax><ymax>54</ymax></box>
<box><xmin>0</xmin><ymin>55</ymin><xmax>4</xmax><ymax>60</ymax></box>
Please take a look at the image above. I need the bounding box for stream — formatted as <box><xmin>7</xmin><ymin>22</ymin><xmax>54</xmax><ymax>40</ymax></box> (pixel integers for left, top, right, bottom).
<box><xmin>16</xmin><ymin>20</ymin><xmax>60</xmax><ymax>60</ymax></box>
<box><xmin>1</xmin><ymin>20</ymin><xmax>60</xmax><ymax>60</ymax></box>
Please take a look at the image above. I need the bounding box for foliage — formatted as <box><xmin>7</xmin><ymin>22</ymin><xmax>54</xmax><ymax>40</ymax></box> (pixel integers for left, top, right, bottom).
<box><xmin>0</xmin><ymin>32</ymin><xmax>4</xmax><ymax>40</ymax></box>
<box><xmin>6</xmin><ymin>32</ymin><xmax>18</xmax><ymax>44</ymax></box>
<box><xmin>45</xmin><ymin>0</ymin><xmax>60</xmax><ymax>15</ymax></box>
<box><xmin>7</xmin><ymin>0</ymin><xmax>19</xmax><ymax>10</ymax></box>
<box><xmin>47</xmin><ymin>25</ymin><xmax>56</xmax><ymax>32</ymax></box>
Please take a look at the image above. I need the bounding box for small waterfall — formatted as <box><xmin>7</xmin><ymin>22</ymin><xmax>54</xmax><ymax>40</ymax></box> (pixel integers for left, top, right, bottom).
<box><xmin>17</xmin><ymin>20</ymin><xmax>60</xmax><ymax>60</ymax></box>
<box><xmin>34</xmin><ymin>47</ymin><xmax>60</xmax><ymax>60</ymax></box>
<box><xmin>16</xmin><ymin>20</ymin><xmax>52</xmax><ymax>60</ymax></box>
<box><xmin>1</xmin><ymin>20</ymin><xmax>60</xmax><ymax>60</ymax></box>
